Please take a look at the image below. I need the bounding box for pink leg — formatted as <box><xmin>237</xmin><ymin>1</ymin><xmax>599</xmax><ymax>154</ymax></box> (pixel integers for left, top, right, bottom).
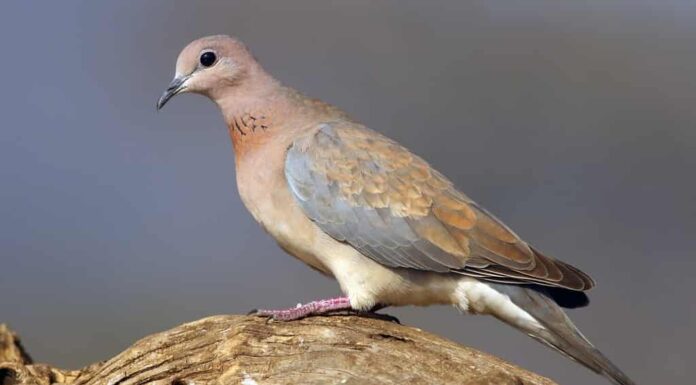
<box><xmin>253</xmin><ymin>296</ymin><xmax>352</xmax><ymax>321</ymax></box>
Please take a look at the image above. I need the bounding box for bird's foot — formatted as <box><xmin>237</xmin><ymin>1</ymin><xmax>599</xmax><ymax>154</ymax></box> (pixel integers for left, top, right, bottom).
<box><xmin>249</xmin><ymin>296</ymin><xmax>352</xmax><ymax>321</ymax></box>
<box><xmin>248</xmin><ymin>298</ymin><xmax>400</xmax><ymax>323</ymax></box>
<box><xmin>360</xmin><ymin>310</ymin><xmax>401</xmax><ymax>324</ymax></box>
<box><xmin>330</xmin><ymin>310</ymin><xmax>400</xmax><ymax>324</ymax></box>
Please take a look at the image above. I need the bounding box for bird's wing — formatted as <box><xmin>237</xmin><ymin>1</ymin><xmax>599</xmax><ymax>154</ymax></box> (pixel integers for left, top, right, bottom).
<box><xmin>285</xmin><ymin>121</ymin><xmax>594</xmax><ymax>291</ymax></box>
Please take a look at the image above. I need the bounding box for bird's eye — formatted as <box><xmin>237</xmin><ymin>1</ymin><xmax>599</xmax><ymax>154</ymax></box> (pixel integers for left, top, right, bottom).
<box><xmin>199</xmin><ymin>51</ymin><xmax>217</xmax><ymax>67</ymax></box>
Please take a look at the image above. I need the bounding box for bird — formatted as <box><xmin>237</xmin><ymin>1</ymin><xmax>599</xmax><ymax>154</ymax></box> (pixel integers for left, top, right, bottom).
<box><xmin>157</xmin><ymin>35</ymin><xmax>636</xmax><ymax>385</ymax></box>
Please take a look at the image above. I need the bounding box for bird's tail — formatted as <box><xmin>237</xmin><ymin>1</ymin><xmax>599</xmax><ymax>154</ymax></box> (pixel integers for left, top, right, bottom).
<box><xmin>489</xmin><ymin>284</ymin><xmax>637</xmax><ymax>385</ymax></box>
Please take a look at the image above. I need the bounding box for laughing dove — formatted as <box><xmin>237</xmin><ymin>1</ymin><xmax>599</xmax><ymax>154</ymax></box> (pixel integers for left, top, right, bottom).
<box><xmin>157</xmin><ymin>35</ymin><xmax>636</xmax><ymax>385</ymax></box>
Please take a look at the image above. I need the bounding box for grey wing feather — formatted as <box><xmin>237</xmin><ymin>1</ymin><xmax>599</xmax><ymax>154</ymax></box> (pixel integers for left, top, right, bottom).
<box><xmin>285</xmin><ymin>122</ymin><xmax>458</xmax><ymax>272</ymax></box>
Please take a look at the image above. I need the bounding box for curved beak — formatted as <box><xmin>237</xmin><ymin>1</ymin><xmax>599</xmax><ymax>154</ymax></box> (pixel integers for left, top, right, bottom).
<box><xmin>157</xmin><ymin>76</ymin><xmax>189</xmax><ymax>110</ymax></box>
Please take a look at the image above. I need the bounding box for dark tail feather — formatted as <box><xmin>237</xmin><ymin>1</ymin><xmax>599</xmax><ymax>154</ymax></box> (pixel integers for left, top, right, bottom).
<box><xmin>491</xmin><ymin>284</ymin><xmax>637</xmax><ymax>385</ymax></box>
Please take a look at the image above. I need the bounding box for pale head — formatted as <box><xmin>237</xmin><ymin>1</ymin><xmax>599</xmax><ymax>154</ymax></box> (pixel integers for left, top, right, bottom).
<box><xmin>157</xmin><ymin>35</ymin><xmax>269</xmax><ymax>110</ymax></box>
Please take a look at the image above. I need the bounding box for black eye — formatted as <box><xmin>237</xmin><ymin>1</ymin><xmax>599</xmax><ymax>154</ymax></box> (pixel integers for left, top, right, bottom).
<box><xmin>199</xmin><ymin>51</ymin><xmax>217</xmax><ymax>67</ymax></box>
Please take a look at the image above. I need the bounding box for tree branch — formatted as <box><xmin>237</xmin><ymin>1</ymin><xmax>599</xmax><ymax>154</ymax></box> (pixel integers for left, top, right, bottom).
<box><xmin>0</xmin><ymin>315</ymin><xmax>556</xmax><ymax>385</ymax></box>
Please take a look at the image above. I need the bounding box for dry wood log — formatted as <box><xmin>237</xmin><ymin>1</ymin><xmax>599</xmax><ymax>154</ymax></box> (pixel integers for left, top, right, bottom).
<box><xmin>0</xmin><ymin>314</ymin><xmax>557</xmax><ymax>385</ymax></box>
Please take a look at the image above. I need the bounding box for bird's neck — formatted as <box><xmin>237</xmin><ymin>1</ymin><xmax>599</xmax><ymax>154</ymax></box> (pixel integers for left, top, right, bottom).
<box><xmin>216</xmin><ymin>86</ymin><xmax>292</xmax><ymax>151</ymax></box>
<box><xmin>216</xmin><ymin>83</ymin><xmax>345</xmax><ymax>156</ymax></box>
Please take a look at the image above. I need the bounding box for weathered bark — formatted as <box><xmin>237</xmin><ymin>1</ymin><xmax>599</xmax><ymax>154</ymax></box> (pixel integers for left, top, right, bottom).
<box><xmin>0</xmin><ymin>315</ymin><xmax>557</xmax><ymax>385</ymax></box>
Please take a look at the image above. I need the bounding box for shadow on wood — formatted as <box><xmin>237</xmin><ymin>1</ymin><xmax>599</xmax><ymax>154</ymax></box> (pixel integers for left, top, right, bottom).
<box><xmin>0</xmin><ymin>315</ymin><xmax>557</xmax><ymax>385</ymax></box>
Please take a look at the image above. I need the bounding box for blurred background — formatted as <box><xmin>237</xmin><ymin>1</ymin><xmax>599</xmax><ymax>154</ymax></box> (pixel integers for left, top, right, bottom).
<box><xmin>1</xmin><ymin>1</ymin><xmax>694</xmax><ymax>384</ymax></box>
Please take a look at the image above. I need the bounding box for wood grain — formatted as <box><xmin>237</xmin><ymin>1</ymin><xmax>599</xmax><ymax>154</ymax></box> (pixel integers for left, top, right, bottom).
<box><xmin>0</xmin><ymin>315</ymin><xmax>557</xmax><ymax>385</ymax></box>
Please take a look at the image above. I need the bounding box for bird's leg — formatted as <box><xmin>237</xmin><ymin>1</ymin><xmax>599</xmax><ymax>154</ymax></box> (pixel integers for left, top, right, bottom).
<box><xmin>251</xmin><ymin>296</ymin><xmax>352</xmax><ymax>321</ymax></box>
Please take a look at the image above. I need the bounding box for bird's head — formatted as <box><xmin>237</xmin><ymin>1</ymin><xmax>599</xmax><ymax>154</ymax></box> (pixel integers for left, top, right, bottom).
<box><xmin>157</xmin><ymin>35</ymin><xmax>261</xmax><ymax>110</ymax></box>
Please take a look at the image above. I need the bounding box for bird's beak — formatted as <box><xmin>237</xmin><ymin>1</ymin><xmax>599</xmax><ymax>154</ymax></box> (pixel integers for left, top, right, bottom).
<box><xmin>157</xmin><ymin>75</ymin><xmax>189</xmax><ymax>110</ymax></box>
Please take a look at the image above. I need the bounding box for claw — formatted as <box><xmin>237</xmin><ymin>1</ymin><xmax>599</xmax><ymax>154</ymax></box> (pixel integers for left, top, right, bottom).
<box><xmin>246</xmin><ymin>308</ymin><xmax>260</xmax><ymax>316</ymax></box>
